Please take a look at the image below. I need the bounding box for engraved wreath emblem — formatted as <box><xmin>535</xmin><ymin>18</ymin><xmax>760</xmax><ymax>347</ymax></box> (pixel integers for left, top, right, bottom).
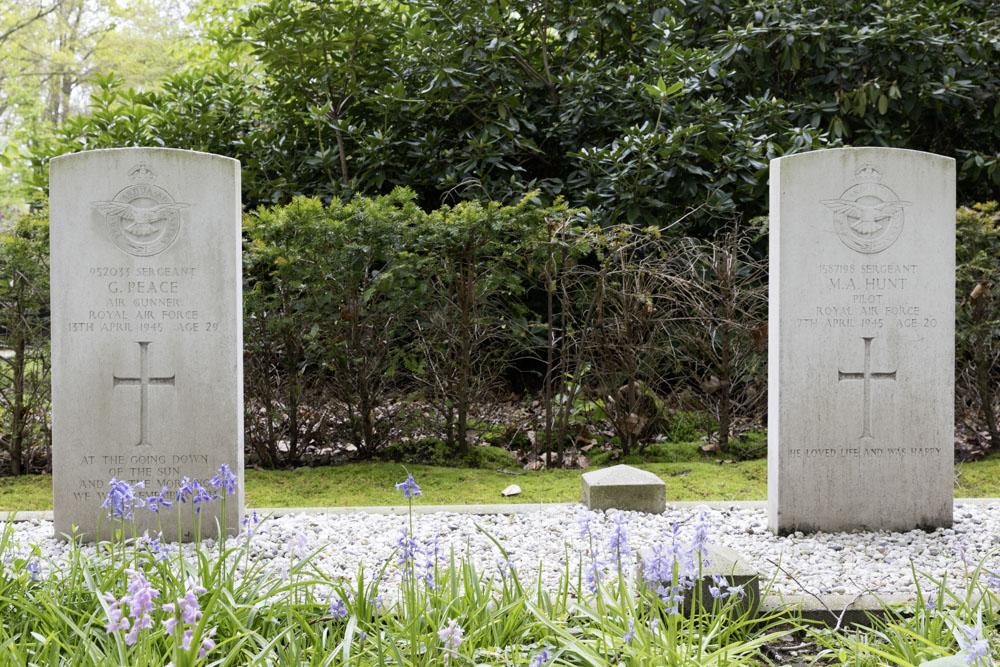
<box><xmin>822</xmin><ymin>164</ymin><xmax>910</xmax><ymax>254</ymax></box>
<box><xmin>92</xmin><ymin>162</ymin><xmax>189</xmax><ymax>257</ymax></box>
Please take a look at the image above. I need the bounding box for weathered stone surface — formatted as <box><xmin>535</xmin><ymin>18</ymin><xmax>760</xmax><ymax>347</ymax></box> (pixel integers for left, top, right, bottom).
<box><xmin>582</xmin><ymin>464</ymin><xmax>665</xmax><ymax>514</ymax></box>
<box><xmin>501</xmin><ymin>484</ymin><xmax>522</xmax><ymax>497</ymax></box>
<box><xmin>50</xmin><ymin>148</ymin><xmax>243</xmax><ymax>541</ymax></box>
<box><xmin>768</xmin><ymin>147</ymin><xmax>954</xmax><ymax>534</ymax></box>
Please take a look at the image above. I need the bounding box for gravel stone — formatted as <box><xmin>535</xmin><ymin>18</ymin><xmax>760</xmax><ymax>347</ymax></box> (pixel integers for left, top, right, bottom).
<box><xmin>4</xmin><ymin>503</ymin><xmax>999</xmax><ymax>599</ymax></box>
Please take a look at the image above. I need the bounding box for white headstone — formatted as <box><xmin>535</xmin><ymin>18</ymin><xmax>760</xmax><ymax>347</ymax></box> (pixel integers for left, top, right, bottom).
<box><xmin>50</xmin><ymin>148</ymin><xmax>243</xmax><ymax>540</ymax></box>
<box><xmin>768</xmin><ymin>147</ymin><xmax>954</xmax><ymax>534</ymax></box>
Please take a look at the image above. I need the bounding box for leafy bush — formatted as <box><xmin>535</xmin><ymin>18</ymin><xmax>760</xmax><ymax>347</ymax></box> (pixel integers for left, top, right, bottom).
<box><xmin>0</xmin><ymin>208</ymin><xmax>50</xmax><ymax>474</ymax></box>
<box><xmin>955</xmin><ymin>202</ymin><xmax>1000</xmax><ymax>451</ymax></box>
<box><xmin>24</xmin><ymin>1</ymin><xmax>1000</xmax><ymax>231</ymax></box>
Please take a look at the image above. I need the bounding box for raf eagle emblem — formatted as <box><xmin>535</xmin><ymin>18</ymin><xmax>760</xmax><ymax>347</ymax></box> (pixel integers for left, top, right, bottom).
<box><xmin>92</xmin><ymin>201</ymin><xmax>190</xmax><ymax>239</ymax></box>
<box><xmin>822</xmin><ymin>164</ymin><xmax>909</xmax><ymax>254</ymax></box>
<box><xmin>91</xmin><ymin>162</ymin><xmax>190</xmax><ymax>257</ymax></box>
<box><xmin>820</xmin><ymin>198</ymin><xmax>911</xmax><ymax>236</ymax></box>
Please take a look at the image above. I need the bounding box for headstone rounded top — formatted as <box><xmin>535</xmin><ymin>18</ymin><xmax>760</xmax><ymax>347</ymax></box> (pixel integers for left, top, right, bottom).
<box><xmin>771</xmin><ymin>146</ymin><xmax>954</xmax><ymax>169</ymax></box>
<box><xmin>582</xmin><ymin>464</ymin><xmax>665</xmax><ymax>487</ymax></box>
<box><xmin>50</xmin><ymin>146</ymin><xmax>240</xmax><ymax>168</ymax></box>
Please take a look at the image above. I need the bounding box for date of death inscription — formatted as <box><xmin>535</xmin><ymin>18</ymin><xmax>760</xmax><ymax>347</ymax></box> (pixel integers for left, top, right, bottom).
<box><xmin>66</xmin><ymin>266</ymin><xmax>219</xmax><ymax>334</ymax></box>
<box><xmin>796</xmin><ymin>262</ymin><xmax>938</xmax><ymax>330</ymax></box>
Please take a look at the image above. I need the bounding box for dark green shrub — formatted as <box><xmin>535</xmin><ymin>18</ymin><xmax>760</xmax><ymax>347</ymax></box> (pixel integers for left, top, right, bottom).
<box><xmin>0</xmin><ymin>209</ymin><xmax>51</xmax><ymax>474</ymax></box>
<box><xmin>955</xmin><ymin>202</ymin><xmax>1000</xmax><ymax>451</ymax></box>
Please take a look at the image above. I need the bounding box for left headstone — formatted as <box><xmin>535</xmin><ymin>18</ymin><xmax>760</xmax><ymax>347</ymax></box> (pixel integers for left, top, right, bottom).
<box><xmin>50</xmin><ymin>148</ymin><xmax>244</xmax><ymax>541</ymax></box>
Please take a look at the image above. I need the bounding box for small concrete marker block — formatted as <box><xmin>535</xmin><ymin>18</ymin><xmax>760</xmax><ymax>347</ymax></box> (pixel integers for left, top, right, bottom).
<box><xmin>501</xmin><ymin>484</ymin><xmax>521</xmax><ymax>497</ymax></box>
<box><xmin>581</xmin><ymin>464</ymin><xmax>665</xmax><ymax>514</ymax></box>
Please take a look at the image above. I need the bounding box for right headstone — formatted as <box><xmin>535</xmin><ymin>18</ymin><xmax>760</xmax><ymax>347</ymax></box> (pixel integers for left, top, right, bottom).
<box><xmin>769</xmin><ymin>148</ymin><xmax>954</xmax><ymax>534</ymax></box>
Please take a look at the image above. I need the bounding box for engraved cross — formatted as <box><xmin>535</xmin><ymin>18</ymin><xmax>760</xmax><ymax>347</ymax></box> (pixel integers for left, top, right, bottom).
<box><xmin>113</xmin><ymin>341</ymin><xmax>175</xmax><ymax>447</ymax></box>
<box><xmin>838</xmin><ymin>336</ymin><xmax>896</xmax><ymax>439</ymax></box>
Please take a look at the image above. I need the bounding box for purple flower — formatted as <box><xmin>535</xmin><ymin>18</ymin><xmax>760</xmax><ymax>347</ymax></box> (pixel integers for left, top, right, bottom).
<box><xmin>26</xmin><ymin>559</ymin><xmax>40</xmax><ymax>581</ymax></box>
<box><xmin>242</xmin><ymin>509</ymin><xmax>260</xmax><ymax>538</ymax></box>
<box><xmin>147</xmin><ymin>486</ymin><xmax>173</xmax><ymax>514</ymax></box>
<box><xmin>104</xmin><ymin>569</ymin><xmax>161</xmax><ymax>644</ymax></box>
<box><xmin>709</xmin><ymin>573</ymin><xmax>728</xmax><ymax>600</ymax></box>
<box><xmin>103</xmin><ymin>591</ymin><xmax>130</xmax><ymax>633</ymax></box>
<box><xmin>530</xmin><ymin>648</ymin><xmax>549</xmax><ymax>667</ymax></box>
<box><xmin>584</xmin><ymin>546</ymin><xmax>603</xmax><ymax>593</ymax></box>
<box><xmin>124</xmin><ymin>569</ymin><xmax>159</xmax><ymax>618</ymax></box>
<box><xmin>102</xmin><ymin>478</ymin><xmax>145</xmax><ymax>520</ymax></box>
<box><xmin>623</xmin><ymin>617</ymin><xmax>635</xmax><ymax>644</ymax></box>
<box><xmin>577</xmin><ymin>509</ymin><xmax>593</xmax><ymax>540</ymax></box>
<box><xmin>606</xmin><ymin>511</ymin><xmax>631</xmax><ymax>565</ymax></box>
<box><xmin>395</xmin><ymin>474</ymin><xmax>422</xmax><ymax>499</ymax></box>
<box><xmin>185</xmin><ymin>479</ymin><xmax>219</xmax><ymax>513</ymax></box>
<box><xmin>209</xmin><ymin>464</ymin><xmax>237</xmax><ymax>495</ymax></box>
<box><xmin>437</xmin><ymin>618</ymin><xmax>464</xmax><ymax>651</ymax></box>
<box><xmin>176</xmin><ymin>477</ymin><xmax>195</xmax><ymax>503</ymax></box>
<box><xmin>329</xmin><ymin>597</ymin><xmax>348</xmax><ymax>619</ymax></box>
<box><xmin>199</xmin><ymin>627</ymin><xmax>217</xmax><ymax>659</ymax></box>
<box><xmin>148</xmin><ymin>532</ymin><xmax>169</xmax><ymax>563</ymax></box>
<box><xmin>292</xmin><ymin>532</ymin><xmax>310</xmax><ymax>560</ymax></box>
<box><xmin>955</xmin><ymin>622</ymin><xmax>991</xmax><ymax>666</ymax></box>
<box><xmin>163</xmin><ymin>579</ymin><xmax>206</xmax><ymax>637</ymax></box>
<box><xmin>396</xmin><ymin>528</ymin><xmax>419</xmax><ymax>578</ymax></box>
<box><xmin>422</xmin><ymin>536</ymin><xmax>443</xmax><ymax>590</ymax></box>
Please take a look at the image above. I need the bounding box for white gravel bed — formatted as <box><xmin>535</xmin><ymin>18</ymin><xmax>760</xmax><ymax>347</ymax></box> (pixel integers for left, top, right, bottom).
<box><xmin>4</xmin><ymin>502</ymin><xmax>999</xmax><ymax>600</ymax></box>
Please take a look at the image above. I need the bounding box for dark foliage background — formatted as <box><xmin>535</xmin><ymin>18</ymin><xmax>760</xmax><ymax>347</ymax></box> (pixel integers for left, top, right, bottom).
<box><xmin>22</xmin><ymin>0</ymin><xmax>1000</xmax><ymax>232</ymax></box>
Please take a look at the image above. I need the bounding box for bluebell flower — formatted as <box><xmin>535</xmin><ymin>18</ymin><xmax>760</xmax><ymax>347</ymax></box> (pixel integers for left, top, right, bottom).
<box><xmin>103</xmin><ymin>591</ymin><xmax>129</xmax><ymax>633</ymax></box>
<box><xmin>606</xmin><ymin>511</ymin><xmax>631</xmax><ymax>566</ymax></box>
<box><xmin>242</xmin><ymin>509</ymin><xmax>260</xmax><ymax>538</ymax></box>
<box><xmin>584</xmin><ymin>546</ymin><xmax>603</xmax><ymax>593</ymax></box>
<box><xmin>176</xmin><ymin>477</ymin><xmax>195</xmax><ymax>503</ymax></box>
<box><xmin>395</xmin><ymin>474</ymin><xmax>422</xmax><ymax>499</ymax></box>
<box><xmin>102</xmin><ymin>478</ymin><xmax>145</xmax><ymax>520</ymax></box>
<box><xmin>530</xmin><ymin>648</ymin><xmax>550</xmax><ymax>667</ymax></box>
<box><xmin>623</xmin><ymin>617</ymin><xmax>635</xmax><ymax>644</ymax></box>
<box><xmin>955</xmin><ymin>622</ymin><xmax>991</xmax><ymax>667</ymax></box>
<box><xmin>123</xmin><ymin>568</ymin><xmax>159</xmax><ymax>645</ymax></box>
<box><xmin>437</xmin><ymin>618</ymin><xmax>464</xmax><ymax>651</ymax></box>
<box><xmin>329</xmin><ymin>597</ymin><xmax>348</xmax><ymax>619</ymax></box>
<box><xmin>709</xmin><ymin>573</ymin><xmax>728</xmax><ymax>600</ymax></box>
<box><xmin>396</xmin><ymin>528</ymin><xmax>419</xmax><ymax>578</ymax></box>
<box><xmin>692</xmin><ymin>512</ymin><xmax>709</xmax><ymax>555</ymax></box>
<box><xmin>577</xmin><ymin>509</ymin><xmax>593</xmax><ymax>540</ymax></box>
<box><xmin>26</xmin><ymin>559</ymin><xmax>40</xmax><ymax>581</ymax></box>
<box><xmin>209</xmin><ymin>463</ymin><xmax>237</xmax><ymax>495</ymax></box>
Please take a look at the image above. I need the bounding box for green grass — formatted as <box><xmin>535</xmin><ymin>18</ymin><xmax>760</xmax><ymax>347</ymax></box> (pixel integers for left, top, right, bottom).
<box><xmin>2</xmin><ymin>451</ymin><xmax>999</xmax><ymax>511</ymax></box>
